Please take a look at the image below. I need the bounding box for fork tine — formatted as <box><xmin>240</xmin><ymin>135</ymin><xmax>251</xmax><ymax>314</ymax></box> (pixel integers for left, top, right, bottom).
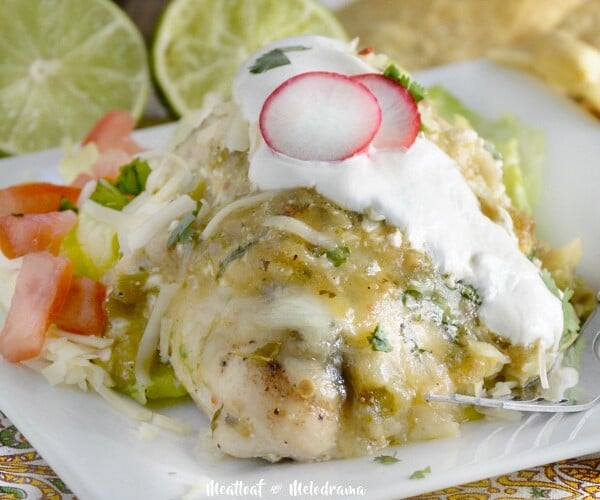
<box><xmin>425</xmin><ymin>301</ymin><xmax>600</xmax><ymax>414</ymax></box>
<box><xmin>425</xmin><ymin>392</ymin><xmax>599</xmax><ymax>412</ymax></box>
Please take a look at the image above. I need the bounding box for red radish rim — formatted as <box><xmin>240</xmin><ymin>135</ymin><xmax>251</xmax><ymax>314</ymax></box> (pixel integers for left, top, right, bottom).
<box><xmin>351</xmin><ymin>73</ymin><xmax>421</xmax><ymax>149</ymax></box>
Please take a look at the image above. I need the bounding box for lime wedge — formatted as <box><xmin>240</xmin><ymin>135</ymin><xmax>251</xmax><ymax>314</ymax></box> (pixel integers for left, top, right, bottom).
<box><xmin>0</xmin><ymin>0</ymin><xmax>149</xmax><ymax>154</ymax></box>
<box><xmin>151</xmin><ymin>0</ymin><xmax>347</xmax><ymax>116</ymax></box>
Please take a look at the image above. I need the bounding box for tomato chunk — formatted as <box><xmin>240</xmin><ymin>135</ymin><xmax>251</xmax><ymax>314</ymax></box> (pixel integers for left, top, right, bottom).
<box><xmin>0</xmin><ymin>183</ymin><xmax>81</xmax><ymax>216</ymax></box>
<box><xmin>0</xmin><ymin>252</ymin><xmax>73</xmax><ymax>362</ymax></box>
<box><xmin>0</xmin><ymin>211</ymin><xmax>77</xmax><ymax>259</ymax></box>
<box><xmin>53</xmin><ymin>276</ymin><xmax>107</xmax><ymax>336</ymax></box>
<box><xmin>82</xmin><ymin>110</ymin><xmax>143</xmax><ymax>155</ymax></box>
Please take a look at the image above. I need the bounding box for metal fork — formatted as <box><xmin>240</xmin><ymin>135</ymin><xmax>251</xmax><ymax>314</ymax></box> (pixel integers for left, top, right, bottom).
<box><xmin>425</xmin><ymin>299</ymin><xmax>600</xmax><ymax>413</ymax></box>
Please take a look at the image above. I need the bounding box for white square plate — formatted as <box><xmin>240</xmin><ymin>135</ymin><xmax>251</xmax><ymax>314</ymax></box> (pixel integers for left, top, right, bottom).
<box><xmin>0</xmin><ymin>60</ymin><xmax>599</xmax><ymax>500</ymax></box>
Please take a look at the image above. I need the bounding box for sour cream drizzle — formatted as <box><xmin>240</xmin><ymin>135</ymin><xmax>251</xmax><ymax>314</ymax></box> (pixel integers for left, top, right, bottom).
<box><xmin>233</xmin><ymin>36</ymin><xmax>563</xmax><ymax>349</ymax></box>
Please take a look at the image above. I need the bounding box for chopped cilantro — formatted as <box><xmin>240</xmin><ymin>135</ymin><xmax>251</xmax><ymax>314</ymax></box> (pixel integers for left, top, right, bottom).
<box><xmin>58</xmin><ymin>196</ymin><xmax>78</xmax><ymax>212</ymax></box>
<box><xmin>402</xmin><ymin>288</ymin><xmax>422</xmax><ymax>305</ymax></box>
<box><xmin>409</xmin><ymin>339</ymin><xmax>430</xmax><ymax>356</ymax></box>
<box><xmin>373</xmin><ymin>454</ymin><xmax>400</xmax><ymax>464</ymax></box>
<box><xmin>325</xmin><ymin>246</ymin><xmax>350</xmax><ymax>267</ymax></box>
<box><xmin>89</xmin><ymin>159</ymin><xmax>152</xmax><ymax>211</ymax></box>
<box><xmin>115</xmin><ymin>158</ymin><xmax>151</xmax><ymax>196</ymax></box>
<box><xmin>90</xmin><ymin>179</ymin><xmax>129</xmax><ymax>210</ymax></box>
<box><xmin>217</xmin><ymin>238</ymin><xmax>259</xmax><ymax>279</ymax></box>
<box><xmin>167</xmin><ymin>213</ymin><xmax>196</xmax><ymax>249</ymax></box>
<box><xmin>249</xmin><ymin>45</ymin><xmax>310</xmax><ymax>74</ymax></box>
<box><xmin>383</xmin><ymin>64</ymin><xmax>426</xmax><ymax>102</ymax></box>
<box><xmin>441</xmin><ymin>308</ymin><xmax>460</xmax><ymax>328</ymax></box>
<box><xmin>409</xmin><ymin>466</ymin><xmax>431</xmax><ymax>479</ymax></box>
<box><xmin>457</xmin><ymin>281</ymin><xmax>482</xmax><ymax>306</ymax></box>
<box><xmin>166</xmin><ymin>201</ymin><xmax>202</xmax><ymax>249</ymax></box>
<box><xmin>368</xmin><ymin>324</ymin><xmax>393</xmax><ymax>352</ymax></box>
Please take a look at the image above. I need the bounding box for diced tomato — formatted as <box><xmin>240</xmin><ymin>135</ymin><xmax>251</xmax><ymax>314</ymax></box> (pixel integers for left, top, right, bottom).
<box><xmin>53</xmin><ymin>276</ymin><xmax>107</xmax><ymax>336</ymax></box>
<box><xmin>82</xmin><ymin>110</ymin><xmax>143</xmax><ymax>155</ymax></box>
<box><xmin>92</xmin><ymin>149</ymin><xmax>132</xmax><ymax>181</ymax></box>
<box><xmin>0</xmin><ymin>183</ymin><xmax>81</xmax><ymax>216</ymax></box>
<box><xmin>0</xmin><ymin>211</ymin><xmax>77</xmax><ymax>259</ymax></box>
<box><xmin>0</xmin><ymin>252</ymin><xmax>73</xmax><ymax>362</ymax></box>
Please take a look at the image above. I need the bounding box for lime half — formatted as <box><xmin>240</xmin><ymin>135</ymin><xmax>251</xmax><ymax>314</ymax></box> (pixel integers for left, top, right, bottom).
<box><xmin>0</xmin><ymin>0</ymin><xmax>149</xmax><ymax>154</ymax></box>
<box><xmin>152</xmin><ymin>0</ymin><xmax>347</xmax><ymax>116</ymax></box>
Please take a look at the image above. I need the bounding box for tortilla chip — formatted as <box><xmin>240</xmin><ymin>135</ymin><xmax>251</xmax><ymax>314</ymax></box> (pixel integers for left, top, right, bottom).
<box><xmin>338</xmin><ymin>0</ymin><xmax>585</xmax><ymax>69</ymax></box>
<box><xmin>558</xmin><ymin>0</ymin><xmax>600</xmax><ymax>51</ymax></box>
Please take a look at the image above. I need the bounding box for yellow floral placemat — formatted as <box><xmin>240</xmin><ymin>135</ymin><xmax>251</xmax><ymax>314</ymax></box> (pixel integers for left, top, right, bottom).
<box><xmin>0</xmin><ymin>412</ymin><xmax>74</xmax><ymax>499</ymax></box>
<box><xmin>1</xmin><ymin>410</ymin><xmax>599</xmax><ymax>500</ymax></box>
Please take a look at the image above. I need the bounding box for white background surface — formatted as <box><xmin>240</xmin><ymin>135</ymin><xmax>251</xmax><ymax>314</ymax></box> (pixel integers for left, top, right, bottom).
<box><xmin>0</xmin><ymin>60</ymin><xmax>599</xmax><ymax>500</ymax></box>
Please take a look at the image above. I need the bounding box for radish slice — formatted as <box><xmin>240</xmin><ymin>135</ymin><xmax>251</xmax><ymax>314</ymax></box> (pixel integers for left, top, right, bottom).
<box><xmin>351</xmin><ymin>74</ymin><xmax>420</xmax><ymax>149</ymax></box>
<box><xmin>259</xmin><ymin>71</ymin><xmax>381</xmax><ymax>161</ymax></box>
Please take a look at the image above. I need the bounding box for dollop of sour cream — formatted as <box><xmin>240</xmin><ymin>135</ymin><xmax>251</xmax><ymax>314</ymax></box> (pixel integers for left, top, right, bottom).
<box><xmin>233</xmin><ymin>36</ymin><xmax>563</xmax><ymax>349</ymax></box>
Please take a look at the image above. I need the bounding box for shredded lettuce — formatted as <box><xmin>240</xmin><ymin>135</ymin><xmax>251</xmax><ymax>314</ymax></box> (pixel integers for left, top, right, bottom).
<box><xmin>541</xmin><ymin>270</ymin><xmax>580</xmax><ymax>351</ymax></box>
<box><xmin>58</xmin><ymin>140</ymin><xmax>98</xmax><ymax>183</ymax></box>
<box><xmin>61</xmin><ymin>208</ymin><xmax>119</xmax><ymax>280</ymax></box>
<box><xmin>427</xmin><ymin>86</ymin><xmax>545</xmax><ymax>214</ymax></box>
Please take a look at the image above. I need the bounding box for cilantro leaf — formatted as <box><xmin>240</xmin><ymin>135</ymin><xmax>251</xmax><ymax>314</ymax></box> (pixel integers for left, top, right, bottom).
<box><xmin>217</xmin><ymin>238</ymin><xmax>259</xmax><ymax>279</ymax></box>
<box><xmin>457</xmin><ymin>281</ymin><xmax>482</xmax><ymax>306</ymax></box>
<box><xmin>167</xmin><ymin>212</ymin><xmax>197</xmax><ymax>249</ymax></box>
<box><xmin>249</xmin><ymin>45</ymin><xmax>310</xmax><ymax>74</ymax></box>
<box><xmin>368</xmin><ymin>324</ymin><xmax>393</xmax><ymax>352</ymax></box>
<box><xmin>90</xmin><ymin>179</ymin><xmax>129</xmax><ymax>210</ymax></box>
<box><xmin>373</xmin><ymin>454</ymin><xmax>400</xmax><ymax>464</ymax></box>
<box><xmin>409</xmin><ymin>466</ymin><xmax>431</xmax><ymax>479</ymax></box>
<box><xmin>402</xmin><ymin>288</ymin><xmax>422</xmax><ymax>305</ymax></box>
<box><xmin>325</xmin><ymin>246</ymin><xmax>350</xmax><ymax>267</ymax></box>
<box><xmin>383</xmin><ymin>64</ymin><xmax>426</xmax><ymax>102</ymax></box>
<box><xmin>58</xmin><ymin>196</ymin><xmax>78</xmax><ymax>212</ymax></box>
<box><xmin>166</xmin><ymin>202</ymin><xmax>202</xmax><ymax>249</ymax></box>
<box><xmin>115</xmin><ymin>158</ymin><xmax>151</xmax><ymax>196</ymax></box>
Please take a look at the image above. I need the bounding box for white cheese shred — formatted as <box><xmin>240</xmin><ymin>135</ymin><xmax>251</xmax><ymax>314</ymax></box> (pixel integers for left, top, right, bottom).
<box><xmin>152</xmin><ymin>413</ymin><xmax>193</xmax><ymax>435</ymax></box>
<box><xmin>135</xmin><ymin>283</ymin><xmax>180</xmax><ymax>386</ymax></box>
<box><xmin>263</xmin><ymin>215</ymin><xmax>337</xmax><ymax>249</ymax></box>
<box><xmin>201</xmin><ymin>191</ymin><xmax>276</xmax><ymax>240</ymax></box>
<box><xmin>123</xmin><ymin>195</ymin><xmax>196</xmax><ymax>253</ymax></box>
<box><xmin>159</xmin><ymin>317</ymin><xmax>173</xmax><ymax>363</ymax></box>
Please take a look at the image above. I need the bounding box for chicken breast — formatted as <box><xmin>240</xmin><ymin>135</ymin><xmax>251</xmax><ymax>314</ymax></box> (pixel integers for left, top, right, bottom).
<box><xmin>166</xmin><ymin>179</ymin><xmax>527</xmax><ymax>460</ymax></box>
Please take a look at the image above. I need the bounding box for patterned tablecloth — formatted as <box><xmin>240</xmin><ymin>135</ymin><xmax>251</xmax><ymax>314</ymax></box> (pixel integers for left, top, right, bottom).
<box><xmin>1</xmin><ymin>411</ymin><xmax>599</xmax><ymax>500</ymax></box>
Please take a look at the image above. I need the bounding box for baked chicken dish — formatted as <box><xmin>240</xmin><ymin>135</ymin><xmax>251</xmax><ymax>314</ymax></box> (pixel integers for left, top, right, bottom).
<box><xmin>0</xmin><ymin>35</ymin><xmax>591</xmax><ymax>462</ymax></box>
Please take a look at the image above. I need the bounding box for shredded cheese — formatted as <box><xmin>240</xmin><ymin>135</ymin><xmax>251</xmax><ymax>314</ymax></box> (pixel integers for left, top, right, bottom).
<box><xmin>81</xmin><ymin>199</ymin><xmax>128</xmax><ymax>231</ymax></box>
<box><xmin>135</xmin><ymin>283</ymin><xmax>180</xmax><ymax>386</ymax></box>
<box><xmin>201</xmin><ymin>191</ymin><xmax>276</xmax><ymax>240</ymax></box>
<box><xmin>159</xmin><ymin>317</ymin><xmax>173</xmax><ymax>363</ymax></box>
<box><xmin>262</xmin><ymin>215</ymin><xmax>337</xmax><ymax>249</ymax></box>
<box><xmin>121</xmin><ymin>195</ymin><xmax>196</xmax><ymax>254</ymax></box>
<box><xmin>151</xmin><ymin>413</ymin><xmax>193</xmax><ymax>435</ymax></box>
<box><xmin>132</xmin><ymin>422</ymin><xmax>159</xmax><ymax>441</ymax></box>
<box><xmin>95</xmin><ymin>384</ymin><xmax>153</xmax><ymax>421</ymax></box>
